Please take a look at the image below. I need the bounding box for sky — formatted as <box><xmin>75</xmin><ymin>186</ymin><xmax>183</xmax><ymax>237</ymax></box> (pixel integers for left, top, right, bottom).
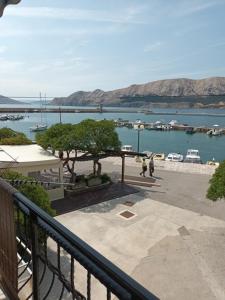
<box><xmin>0</xmin><ymin>0</ymin><xmax>225</xmax><ymax>97</ymax></box>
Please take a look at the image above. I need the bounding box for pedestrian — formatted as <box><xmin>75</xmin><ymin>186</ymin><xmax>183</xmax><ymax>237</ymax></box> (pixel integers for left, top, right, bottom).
<box><xmin>140</xmin><ymin>158</ymin><xmax>147</xmax><ymax>177</ymax></box>
<box><xmin>149</xmin><ymin>156</ymin><xmax>154</xmax><ymax>177</ymax></box>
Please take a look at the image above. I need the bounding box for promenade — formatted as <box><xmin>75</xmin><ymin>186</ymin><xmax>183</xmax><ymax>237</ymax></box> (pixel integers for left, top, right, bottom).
<box><xmin>53</xmin><ymin>158</ymin><xmax>225</xmax><ymax>299</ymax></box>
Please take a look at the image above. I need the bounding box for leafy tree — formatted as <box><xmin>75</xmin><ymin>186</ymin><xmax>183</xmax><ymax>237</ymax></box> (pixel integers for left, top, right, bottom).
<box><xmin>207</xmin><ymin>161</ymin><xmax>225</xmax><ymax>201</ymax></box>
<box><xmin>80</xmin><ymin>119</ymin><xmax>121</xmax><ymax>174</ymax></box>
<box><xmin>36</xmin><ymin>119</ymin><xmax>121</xmax><ymax>180</ymax></box>
<box><xmin>0</xmin><ymin>127</ymin><xmax>32</xmax><ymax>145</ymax></box>
<box><xmin>1</xmin><ymin>170</ymin><xmax>55</xmax><ymax>216</ymax></box>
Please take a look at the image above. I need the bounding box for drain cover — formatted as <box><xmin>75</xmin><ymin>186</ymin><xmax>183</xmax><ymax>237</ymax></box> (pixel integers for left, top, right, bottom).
<box><xmin>123</xmin><ymin>201</ymin><xmax>135</xmax><ymax>207</ymax></box>
<box><xmin>119</xmin><ymin>210</ymin><xmax>136</xmax><ymax>219</ymax></box>
<box><xmin>178</xmin><ymin>226</ymin><xmax>190</xmax><ymax>236</ymax></box>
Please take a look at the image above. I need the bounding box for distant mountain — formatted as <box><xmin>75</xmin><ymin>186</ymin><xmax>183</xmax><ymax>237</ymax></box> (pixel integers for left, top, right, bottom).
<box><xmin>51</xmin><ymin>77</ymin><xmax>225</xmax><ymax>108</ymax></box>
<box><xmin>0</xmin><ymin>95</ymin><xmax>24</xmax><ymax>104</ymax></box>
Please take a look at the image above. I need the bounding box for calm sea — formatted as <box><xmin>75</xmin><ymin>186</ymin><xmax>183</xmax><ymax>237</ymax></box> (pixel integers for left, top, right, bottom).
<box><xmin>1</xmin><ymin>104</ymin><xmax>225</xmax><ymax>162</ymax></box>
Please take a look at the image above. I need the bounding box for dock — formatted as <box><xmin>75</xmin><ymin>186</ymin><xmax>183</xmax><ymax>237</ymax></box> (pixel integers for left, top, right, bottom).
<box><xmin>114</xmin><ymin>119</ymin><xmax>225</xmax><ymax>135</ymax></box>
<box><xmin>0</xmin><ymin>107</ymin><xmax>225</xmax><ymax>116</ymax></box>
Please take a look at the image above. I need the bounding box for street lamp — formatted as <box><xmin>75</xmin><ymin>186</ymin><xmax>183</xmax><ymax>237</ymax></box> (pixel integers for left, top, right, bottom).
<box><xmin>134</xmin><ymin>124</ymin><xmax>144</xmax><ymax>154</ymax></box>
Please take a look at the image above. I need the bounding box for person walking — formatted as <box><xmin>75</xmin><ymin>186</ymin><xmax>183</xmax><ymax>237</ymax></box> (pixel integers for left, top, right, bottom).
<box><xmin>149</xmin><ymin>156</ymin><xmax>154</xmax><ymax>177</ymax></box>
<box><xmin>140</xmin><ymin>158</ymin><xmax>147</xmax><ymax>177</ymax></box>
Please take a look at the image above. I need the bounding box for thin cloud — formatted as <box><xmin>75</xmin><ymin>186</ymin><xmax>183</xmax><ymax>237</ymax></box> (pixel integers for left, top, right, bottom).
<box><xmin>173</xmin><ymin>0</ymin><xmax>223</xmax><ymax>17</ymax></box>
<box><xmin>6</xmin><ymin>6</ymin><xmax>147</xmax><ymax>24</ymax></box>
<box><xmin>0</xmin><ymin>46</ymin><xmax>7</xmax><ymax>54</ymax></box>
<box><xmin>144</xmin><ymin>42</ymin><xmax>163</xmax><ymax>52</ymax></box>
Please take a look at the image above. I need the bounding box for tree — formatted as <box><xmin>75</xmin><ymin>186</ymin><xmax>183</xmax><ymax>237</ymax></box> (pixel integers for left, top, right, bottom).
<box><xmin>207</xmin><ymin>161</ymin><xmax>225</xmax><ymax>201</ymax></box>
<box><xmin>1</xmin><ymin>170</ymin><xmax>55</xmax><ymax>216</ymax></box>
<box><xmin>0</xmin><ymin>127</ymin><xmax>32</xmax><ymax>145</ymax></box>
<box><xmin>80</xmin><ymin>119</ymin><xmax>121</xmax><ymax>175</ymax></box>
<box><xmin>36</xmin><ymin>119</ymin><xmax>121</xmax><ymax>180</ymax></box>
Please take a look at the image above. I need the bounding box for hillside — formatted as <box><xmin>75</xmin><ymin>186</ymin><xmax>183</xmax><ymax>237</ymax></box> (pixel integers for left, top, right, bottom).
<box><xmin>0</xmin><ymin>95</ymin><xmax>23</xmax><ymax>105</ymax></box>
<box><xmin>51</xmin><ymin>77</ymin><xmax>225</xmax><ymax>108</ymax></box>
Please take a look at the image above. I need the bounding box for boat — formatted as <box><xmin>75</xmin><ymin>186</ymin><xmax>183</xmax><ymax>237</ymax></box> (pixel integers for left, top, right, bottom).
<box><xmin>121</xmin><ymin>145</ymin><xmax>133</xmax><ymax>152</ymax></box>
<box><xmin>30</xmin><ymin>124</ymin><xmax>48</xmax><ymax>132</ymax></box>
<box><xmin>30</xmin><ymin>92</ymin><xmax>48</xmax><ymax>132</ymax></box>
<box><xmin>153</xmin><ymin>153</ymin><xmax>165</xmax><ymax>160</ymax></box>
<box><xmin>168</xmin><ymin>120</ymin><xmax>178</xmax><ymax>126</ymax></box>
<box><xmin>165</xmin><ymin>153</ymin><xmax>183</xmax><ymax>162</ymax></box>
<box><xmin>206</xmin><ymin>160</ymin><xmax>219</xmax><ymax>167</ymax></box>
<box><xmin>206</xmin><ymin>129</ymin><xmax>223</xmax><ymax>136</ymax></box>
<box><xmin>184</xmin><ymin>149</ymin><xmax>201</xmax><ymax>164</ymax></box>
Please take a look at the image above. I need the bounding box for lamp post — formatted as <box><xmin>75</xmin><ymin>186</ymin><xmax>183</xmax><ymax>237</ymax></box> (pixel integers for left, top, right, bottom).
<box><xmin>134</xmin><ymin>124</ymin><xmax>144</xmax><ymax>157</ymax></box>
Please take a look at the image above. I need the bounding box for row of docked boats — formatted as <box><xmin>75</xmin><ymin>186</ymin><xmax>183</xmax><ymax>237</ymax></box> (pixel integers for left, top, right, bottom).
<box><xmin>115</xmin><ymin>118</ymin><xmax>225</xmax><ymax>136</ymax></box>
<box><xmin>0</xmin><ymin>114</ymin><xmax>24</xmax><ymax>121</ymax></box>
<box><xmin>121</xmin><ymin>145</ymin><xmax>202</xmax><ymax>163</ymax></box>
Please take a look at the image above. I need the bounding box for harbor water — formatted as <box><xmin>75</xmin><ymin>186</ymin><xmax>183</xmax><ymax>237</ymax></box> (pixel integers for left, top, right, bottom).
<box><xmin>0</xmin><ymin>104</ymin><xmax>225</xmax><ymax>162</ymax></box>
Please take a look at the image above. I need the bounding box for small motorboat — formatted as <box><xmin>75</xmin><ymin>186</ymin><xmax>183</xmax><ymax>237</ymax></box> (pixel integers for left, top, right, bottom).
<box><xmin>165</xmin><ymin>153</ymin><xmax>183</xmax><ymax>162</ymax></box>
<box><xmin>153</xmin><ymin>153</ymin><xmax>165</xmax><ymax>160</ymax></box>
<box><xmin>184</xmin><ymin>149</ymin><xmax>201</xmax><ymax>163</ymax></box>
<box><xmin>121</xmin><ymin>145</ymin><xmax>133</xmax><ymax>152</ymax></box>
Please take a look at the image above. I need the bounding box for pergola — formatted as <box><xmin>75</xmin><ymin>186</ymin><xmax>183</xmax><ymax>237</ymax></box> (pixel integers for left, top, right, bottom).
<box><xmin>65</xmin><ymin>150</ymin><xmax>148</xmax><ymax>183</ymax></box>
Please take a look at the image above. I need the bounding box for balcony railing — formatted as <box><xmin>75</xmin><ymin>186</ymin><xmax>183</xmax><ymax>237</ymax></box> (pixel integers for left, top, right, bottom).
<box><xmin>0</xmin><ymin>178</ymin><xmax>159</xmax><ymax>300</ymax></box>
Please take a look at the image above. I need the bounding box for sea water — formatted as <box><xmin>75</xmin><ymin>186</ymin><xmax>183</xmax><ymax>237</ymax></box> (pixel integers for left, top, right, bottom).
<box><xmin>0</xmin><ymin>104</ymin><xmax>225</xmax><ymax>162</ymax></box>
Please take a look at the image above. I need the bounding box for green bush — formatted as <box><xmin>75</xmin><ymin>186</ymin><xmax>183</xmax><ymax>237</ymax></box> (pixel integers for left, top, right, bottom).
<box><xmin>1</xmin><ymin>170</ymin><xmax>55</xmax><ymax>216</ymax></box>
<box><xmin>207</xmin><ymin>161</ymin><xmax>225</xmax><ymax>201</ymax></box>
<box><xmin>0</xmin><ymin>128</ymin><xmax>32</xmax><ymax>145</ymax></box>
<box><xmin>101</xmin><ymin>173</ymin><xmax>111</xmax><ymax>183</ymax></box>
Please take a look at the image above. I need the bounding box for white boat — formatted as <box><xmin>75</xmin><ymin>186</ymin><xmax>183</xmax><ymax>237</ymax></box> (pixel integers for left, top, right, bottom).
<box><xmin>121</xmin><ymin>145</ymin><xmax>133</xmax><ymax>152</ymax></box>
<box><xmin>30</xmin><ymin>124</ymin><xmax>48</xmax><ymax>132</ymax></box>
<box><xmin>168</xmin><ymin>120</ymin><xmax>178</xmax><ymax>126</ymax></box>
<box><xmin>153</xmin><ymin>153</ymin><xmax>165</xmax><ymax>160</ymax></box>
<box><xmin>165</xmin><ymin>153</ymin><xmax>183</xmax><ymax>162</ymax></box>
<box><xmin>184</xmin><ymin>149</ymin><xmax>201</xmax><ymax>163</ymax></box>
<box><xmin>207</xmin><ymin>129</ymin><xmax>223</xmax><ymax>136</ymax></box>
<box><xmin>30</xmin><ymin>92</ymin><xmax>48</xmax><ymax>132</ymax></box>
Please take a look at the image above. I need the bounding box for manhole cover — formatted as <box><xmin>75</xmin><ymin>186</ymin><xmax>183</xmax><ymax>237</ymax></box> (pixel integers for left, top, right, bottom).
<box><xmin>119</xmin><ymin>210</ymin><xmax>136</xmax><ymax>219</ymax></box>
<box><xmin>123</xmin><ymin>201</ymin><xmax>135</xmax><ymax>207</ymax></box>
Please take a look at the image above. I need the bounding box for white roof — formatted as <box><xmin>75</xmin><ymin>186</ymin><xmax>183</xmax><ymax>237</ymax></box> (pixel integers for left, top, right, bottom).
<box><xmin>0</xmin><ymin>144</ymin><xmax>60</xmax><ymax>164</ymax></box>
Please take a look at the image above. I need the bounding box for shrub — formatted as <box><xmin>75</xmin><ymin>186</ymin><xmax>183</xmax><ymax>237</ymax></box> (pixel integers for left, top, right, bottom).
<box><xmin>1</xmin><ymin>170</ymin><xmax>55</xmax><ymax>216</ymax></box>
<box><xmin>207</xmin><ymin>161</ymin><xmax>225</xmax><ymax>201</ymax></box>
<box><xmin>0</xmin><ymin>128</ymin><xmax>32</xmax><ymax>145</ymax></box>
<box><xmin>101</xmin><ymin>173</ymin><xmax>111</xmax><ymax>183</ymax></box>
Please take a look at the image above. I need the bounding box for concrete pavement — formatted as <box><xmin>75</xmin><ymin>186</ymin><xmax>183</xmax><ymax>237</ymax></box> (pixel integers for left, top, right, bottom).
<box><xmin>52</xmin><ymin>156</ymin><xmax>225</xmax><ymax>299</ymax></box>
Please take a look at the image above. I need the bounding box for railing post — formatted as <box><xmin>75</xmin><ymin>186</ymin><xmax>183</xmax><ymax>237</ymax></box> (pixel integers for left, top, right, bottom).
<box><xmin>30</xmin><ymin>212</ymin><xmax>40</xmax><ymax>300</ymax></box>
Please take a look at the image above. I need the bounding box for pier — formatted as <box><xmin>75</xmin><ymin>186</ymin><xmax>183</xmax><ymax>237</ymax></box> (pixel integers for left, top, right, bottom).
<box><xmin>114</xmin><ymin>119</ymin><xmax>225</xmax><ymax>135</ymax></box>
<box><xmin>0</xmin><ymin>107</ymin><xmax>225</xmax><ymax>116</ymax></box>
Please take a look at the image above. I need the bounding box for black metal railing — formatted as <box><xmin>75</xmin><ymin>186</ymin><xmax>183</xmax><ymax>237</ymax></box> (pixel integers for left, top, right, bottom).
<box><xmin>0</xmin><ymin>178</ymin><xmax>159</xmax><ymax>300</ymax></box>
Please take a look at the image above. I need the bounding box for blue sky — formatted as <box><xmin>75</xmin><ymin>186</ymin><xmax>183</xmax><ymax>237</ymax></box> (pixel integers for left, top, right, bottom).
<box><xmin>0</xmin><ymin>0</ymin><xmax>225</xmax><ymax>97</ymax></box>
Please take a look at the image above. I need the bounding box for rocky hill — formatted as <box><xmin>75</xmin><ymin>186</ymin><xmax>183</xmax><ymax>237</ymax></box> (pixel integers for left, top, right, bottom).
<box><xmin>51</xmin><ymin>77</ymin><xmax>225</xmax><ymax>108</ymax></box>
<box><xmin>0</xmin><ymin>95</ymin><xmax>23</xmax><ymax>104</ymax></box>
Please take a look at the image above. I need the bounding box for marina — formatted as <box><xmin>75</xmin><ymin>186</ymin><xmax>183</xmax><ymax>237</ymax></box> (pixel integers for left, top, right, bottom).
<box><xmin>0</xmin><ymin>105</ymin><xmax>225</xmax><ymax>163</ymax></box>
<box><xmin>114</xmin><ymin>118</ymin><xmax>225</xmax><ymax>135</ymax></box>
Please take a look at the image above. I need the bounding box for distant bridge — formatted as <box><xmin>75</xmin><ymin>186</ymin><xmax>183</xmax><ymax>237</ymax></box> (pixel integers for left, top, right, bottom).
<box><xmin>9</xmin><ymin>96</ymin><xmax>58</xmax><ymax>99</ymax></box>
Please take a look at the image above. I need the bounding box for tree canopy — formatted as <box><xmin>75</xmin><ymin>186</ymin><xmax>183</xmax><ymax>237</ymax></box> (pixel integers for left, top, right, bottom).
<box><xmin>0</xmin><ymin>127</ymin><xmax>32</xmax><ymax>145</ymax></box>
<box><xmin>207</xmin><ymin>161</ymin><xmax>225</xmax><ymax>201</ymax></box>
<box><xmin>36</xmin><ymin>119</ymin><xmax>121</xmax><ymax>178</ymax></box>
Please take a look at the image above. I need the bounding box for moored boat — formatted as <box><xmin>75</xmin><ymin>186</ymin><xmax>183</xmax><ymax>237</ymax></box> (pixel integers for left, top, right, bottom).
<box><xmin>184</xmin><ymin>149</ymin><xmax>201</xmax><ymax>163</ymax></box>
<box><xmin>165</xmin><ymin>153</ymin><xmax>183</xmax><ymax>162</ymax></box>
<box><xmin>153</xmin><ymin>153</ymin><xmax>165</xmax><ymax>160</ymax></box>
<box><xmin>30</xmin><ymin>124</ymin><xmax>48</xmax><ymax>132</ymax></box>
